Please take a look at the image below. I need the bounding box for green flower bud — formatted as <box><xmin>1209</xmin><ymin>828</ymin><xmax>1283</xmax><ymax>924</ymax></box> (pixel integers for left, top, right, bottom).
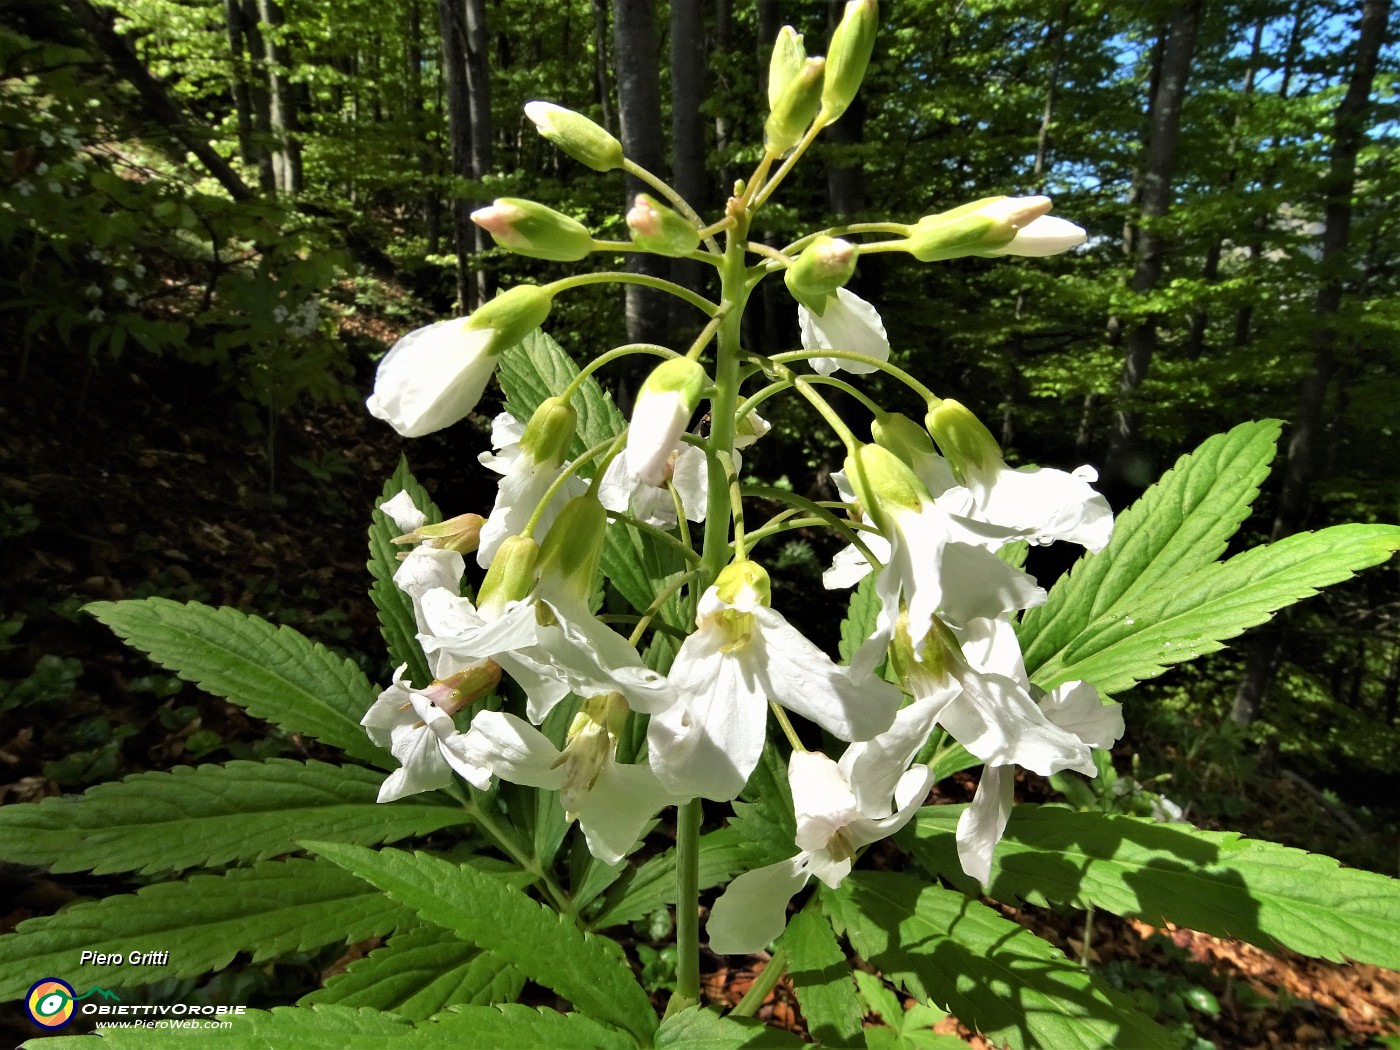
<box><xmin>536</xmin><ymin>496</ymin><xmax>607</xmax><ymax>607</ymax></box>
<box><xmin>871</xmin><ymin>411</ymin><xmax>936</xmax><ymax>465</ymax></box>
<box><xmin>784</xmin><ymin>236</ymin><xmax>857</xmax><ymax>314</ymax></box>
<box><xmin>471</xmin><ymin>198</ymin><xmax>594</xmax><ymax>262</ymax></box>
<box><xmin>626</xmin><ymin>194</ymin><xmax>701</xmax><ymax>256</ymax></box>
<box><xmin>392</xmin><ymin>512</ymin><xmax>486</xmax><ymax>556</ymax></box>
<box><xmin>467</xmin><ymin>285</ymin><xmax>554</xmax><ymax>352</ymax></box>
<box><xmin>846</xmin><ymin>443</ymin><xmax>928</xmax><ymax>523</ymax></box>
<box><xmin>478</xmin><ymin>534</ymin><xmax>540</xmax><ymax>618</ymax></box>
<box><xmin>519</xmin><ymin>396</ymin><xmax>577</xmax><ymax>466</ymax></box>
<box><xmin>925</xmin><ymin>398</ymin><xmax>1001</xmax><ymax>478</ymax></box>
<box><xmin>714</xmin><ymin>559</ymin><xmax>772</xmax><ymax>608</ymax></box>
<box><xmin>767</xmin><ymin>25</ymin><xmax>807</xmax><ymax>110</ymax></box>
<box><xmin>901</xmin><ymin>196</ymin><xmax>1053</xmax><ymax>262</ymax></box>
<box><xmin>821</xmin><ymin>0</ymin><xmax>878</xmax><ymax>124</ymax></box>
<box><xmin>524</xmin><ymin>101</ymin><xmax>624</xmax><ymax>172</ymax></box>
<box><xmin>765</xmin><ymin>56</ymin><xmax>825</xmax><ymax>155</ymax></box>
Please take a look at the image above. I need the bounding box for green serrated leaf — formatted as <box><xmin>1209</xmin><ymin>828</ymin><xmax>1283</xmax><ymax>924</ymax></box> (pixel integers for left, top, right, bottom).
<box><xmin>1029</xmin><ymin>523</ymin><xmax>1400</xmax><ymax>693</ymax></box>
<box><xmin>839</xmin><ymin>571</ymin><xmax>880</xmax><ymax>665</ymax></box>
<box><xmin>300</xmin><ymin>925</ymin><xmax>524</xmax><ymax>1021</ymax></box>
<box><xmin>30</xmin><ymin>1003</ymin><xmax>634</xmax><ymax>1048</ymax></box>
<box><xmin>369</xmin><ymin>458</ymin><xmax>443</xmax><ymax>688</ymax></box>
<box><xmin>655</xmin><ymin>1005</ymin><xmax>807</xmax><ymax>1048</ymax></box>
<box><xmin>903</xmin><ymin>805</ymin><xmax>1400</xmax><ymax>970</ymax></box>
<box><xmin>783</xmin><ymin>898</ymin><xmax>864</xmax><ymax>1048</ymax></box>
<box><xmin>0</xmin><ymin>859</ymin><xmax>411</xmax><ymax>999</ymax></box>
<box><xmin>1020</xmin><ymin>420</ymin><xmax>1281</xmax><ymax>677</ymax></box>
<box><xmin>0</xmin><ymin>759</ymin><xmax>466</xmax><ymax>875</ymax></box>
<box><xmin>85</xmin><ymin>599</ymin><xmax>384</xmax><ymax>766</ymax></box>
<box><xmin>824</xmin><ymin>871</ymin><xmax>1176</xmax><ymax>1050</ymax></box>
<box><xmin>309</xmin><ymin>841</ymin><xmax>657</xmax><ymax>1041</ymax></box>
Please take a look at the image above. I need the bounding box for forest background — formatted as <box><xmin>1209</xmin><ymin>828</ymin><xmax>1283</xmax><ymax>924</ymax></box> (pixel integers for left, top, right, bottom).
<box><xmin>1</xmin><ymin>0</ymin><xmax>1398</xmax><ymax>1041</ymax></box>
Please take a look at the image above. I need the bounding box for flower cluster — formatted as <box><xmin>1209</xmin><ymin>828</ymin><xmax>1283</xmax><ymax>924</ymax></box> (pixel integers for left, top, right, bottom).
<box><xmin>359</xmin><ymin>0</ymin><xmax>1119</xmax><ymax>960</ymax></box>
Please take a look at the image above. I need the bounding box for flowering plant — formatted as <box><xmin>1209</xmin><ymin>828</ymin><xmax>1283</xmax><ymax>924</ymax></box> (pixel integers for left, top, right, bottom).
<box><xmin>5</xmin><ymin>5</ymin><xmax>1400</xmax><ymax>1047</ymax></box>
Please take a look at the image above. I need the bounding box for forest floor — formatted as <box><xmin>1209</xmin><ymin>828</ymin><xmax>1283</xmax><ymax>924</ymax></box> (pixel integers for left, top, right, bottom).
<box><xmin>1</xmin><ymin>340</ymin><xmax>1398</xmax><ymax>1048</ymax></box>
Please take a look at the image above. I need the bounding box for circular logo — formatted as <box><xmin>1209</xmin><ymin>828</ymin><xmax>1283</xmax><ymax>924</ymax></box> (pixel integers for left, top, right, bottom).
<box><xmin>26</xmin><ymin>978</ymin><xmax>76</xmax><ymax>1029</ymax></box>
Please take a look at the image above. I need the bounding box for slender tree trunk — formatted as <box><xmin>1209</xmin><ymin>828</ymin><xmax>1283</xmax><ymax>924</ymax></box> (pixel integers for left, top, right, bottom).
<box><xmin>1104</xmin><ymin>0</ymin><xmax>1203</xmax><ymax>489</ymax></box>
<box><xmin>406</xmin><ymin>0</ymin><xmax>442</xmax><ymax>253</ymax></box>
<box><xmin>255</xmin><ymin>0</ymin><xmax>301</xmax><ymax>195</ymax></box>
<box><xmin>240</xmin><ymin>0</ymin><xmax>276</xmax><ymax>192</ymax></box>
<box><xmin>463</xmin><ymin>0</ymin><xmax>492</xmax><ymax>308</ymax></box>
<box><xmin>223</xmin><ymin>0</ymin><xmax>256</xmax><ymax>170</ymax></box>
<box><xmin>613</xmin><ymin>0</ymin><xmax>670</xmax><ymax>346</ymax></box>
<box><xmin>1230</xmin><ymin>0</ymin><xmax>1392</xmax><ymax>728</ymax></box>
<box><xmin>591</xmin><ymin>0</ymin><xmax>614</xmax><ymax>131</ymax></box>
<box><xmin>670</xmin><ymin>0</ymin><xmax>708</xmax><ymax>330</ymax></box>
<box><xmin>438</xmin><ymin>0</ymin><xmax>473</xmax><ymax>312</ymax></box>
<box><xmin>714</xmin><ymin>0</ymin><xmax>733</xmax><ymax>193</ymax></box>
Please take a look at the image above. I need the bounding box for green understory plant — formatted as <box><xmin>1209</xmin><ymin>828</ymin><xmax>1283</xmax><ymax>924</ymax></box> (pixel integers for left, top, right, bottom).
<box><xmin>3</xmin><ymin>5</ymin><xmax>1399</xmax><ymax>1047</ymax></box>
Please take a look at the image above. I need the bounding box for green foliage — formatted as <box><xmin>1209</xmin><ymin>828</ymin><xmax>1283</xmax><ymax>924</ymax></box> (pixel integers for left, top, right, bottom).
<box><xmin>309</xmin><ymin>841</ymin><xmax>657</xmax><ymax>1042</ymax></box>
<box><xmin>903</xmin><ymin>805</ymin><xmax>1400</xmax><ymax>970</ymax></box>
<box><xmin>85</xmin><ymin>598</ymin><xmax>385</xmax><ymax>766</ymax></box>
<box><xmin>782</xmin><ymin>899</ymin><xmax>865</xmax><ymax>1048</ymax></box>
<box><xmin>0</xmin><ymin>858</ymin><xmax>411</xmax><ymax>999</ymax></box>
<box><xmin>653</xmin><ymin>1006</ymin><xmax>807</xmax><ymax>1048</ymax></box>
<box><xmin>825</xmin><ymin>872</ymin><xmax>1177</xmax><ymax>1050</ymax></box>
<box><xmin>0</xmin><ymin>759</ymin><xmax>465</xmax><ymax>876</ymax></box>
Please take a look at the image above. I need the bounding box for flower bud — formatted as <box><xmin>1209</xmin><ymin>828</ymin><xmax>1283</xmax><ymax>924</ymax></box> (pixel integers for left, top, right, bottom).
<box><xmin>821</xmin><ymin>0</ymin><xmax>878</xmax><ymax>124</ymax></box>
<box><xmin>524</xmin><ymin>101</ymin><xmax>624</xmax><ymax>172</ymax></box>
<box><xmin>784</xmin><ymin>236</ymin><xmax>856</xmax><ymax>315</ymax></box>
<box><xmin>765</xmin><ymin>56</ymin><xmax>825</xmax><ymax>155</ymax></box>
<box><xmin>536</xmin><ymin>496</ymin><xmax>607</xmax><ymax>607</ymax></box>
<box><xmin>426</xmin><ymin>661</ymin><xmax>504</xmax><ymax>715</ymax></box>
<box><xmin>626</xmin><ymin>357</ymin><xmax>708</xmax><ymax>486</ymax></box>
<box><xmin>871</xmin><ymin>411</ymin><xmax>936</xmax><ymax>464</ymax></box>
<box><xmin>902</xmin><ymin>196</ymin><xmax>1053</xmax><ymax>262</ymax></box>
<box><xmin>713</xmin><ymin>558</ymin><xmax>772</xmax><ymax>609</ymax></box>
<box><xmin>477</xmin><ymin>534</ymin><xmax>539</xmax><ymax>618</ymax></box>
<box><xmin>466</xmin><ymin>284</ymin><xmax>554</xmax><ymax>351</ymax></box>
<box><xmin>845</xmin><ymin>443</ymin><xmax>928</xmax><ymax>523</ymax></box>
<box><xmin>392</xmin><ymin>512</ymin><xmax>486</xmax><ymax>556</ymax></box>
<box><xmin>734</xmin><ymin>410</ymin><xmax>772</xmax><ymax>449</ymax></box>
<box><xmin>767</xmin><ymin>26</ymin><xmax>807</xmax><ymax>110</ymax></box>
<box><xmin>982</xmin><ymin>214</ymin><xmax>1086</xmax><ymax>257</ymax></box>
<box><xmin>519</xmin><ymin>396</ymin><xmax>577</xmax><ymax>466</ymax></box>
<box><xmin>626</xmin><ymin>194</ymin><xmax>701</xmax><ymax>256</ymax></box>
<box><xmin>925</xmin><ymin>398</ymin><xmax>1001</xmax><ymax>478</ymax></box>
<box><xmin>472</xmin><ymin>198</ymin><xmax>595</xmax><ymax>262</ymax></box>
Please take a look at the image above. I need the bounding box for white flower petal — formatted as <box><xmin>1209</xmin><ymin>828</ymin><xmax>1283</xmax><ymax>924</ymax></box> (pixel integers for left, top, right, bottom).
<box><xmin>968</xmin><ymin>464</ymin><xmax>1113</xmax><ymax>552</ymax></box>
<box><xmin>839</xmin><ymin>691</ymin><xmax>953</xmax><ymax>816</ymax></box>
<box><xmin>626</xmin><ymin>389</ymin><xmax>689</xmax><ymax>486</ymax></box>
<box><xmin>1039</xmin><ymin>681</ymin><xmax>1124</xmax><ymax>750</ymax></box>
<box><xmin>461</xmin><ymin>710</ymin><xmax>566</xmax><ymax>790</ymax></box>
<box><xmin>367</xmin><ymin>321</ymin><xmax>497</xmax><ymax>438</ymax></box>
<box><xmin>379</xmin><ymin>491</ymin><xmax>427</xmax><ymax>533</ymax></box>
<box><xmin>956</xmin><ymin>765</ymin><xmax>1014</xmax><ymax>885</ymax></box>
<box><xmin>575</xmin><ymin>761</ymin><xmax>674</xmax><ymax>865</ymax></box>
<box><xmin>797</xmin><ymin>289</ymin><xmax>890</xmax><ymax>375</ymax></box>
<box><xmin>989</xmin><ymin>214</ymin><xmax>1086</xmax><ymax>257</ymax></box>
<box><xmin>789</xmin><ymin>750</ymin><xmax>862</xmax><ymax>854</ymax></box>
<box><xmin>706</xmin><ymin>856</ymin><xmax>812</xmax><ymax>956</ymax></box>
<box><xmin>938</xmin><ymin>672</ymin><xmax>1094</xmax><ymax>776</ymax></box>
<box><xmin>822</xmin><ymin>536</ymin><xmax>885</xmax><ymax>590</ymax></box>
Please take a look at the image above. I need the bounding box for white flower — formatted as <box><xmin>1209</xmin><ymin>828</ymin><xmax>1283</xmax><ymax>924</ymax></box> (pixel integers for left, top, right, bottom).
<box><xmin>380</xmin><ymin>491</ymin><xmax>466</xmax><ymax>679</ymax></box>
<box><xmin>598</xmin><ymin>441</ymin><xmax>709</xmax><ymax>528</ymax></box>
<box><xmin>361</xmin><ymin>667</ymin><xmax>493</xmax><ymax>802</ymax></box>
<box><xmin>460</xmin><ymin>697</ymin><xmax>681</xmax><ymax>864</ymax></box>
<box><xmin>706</xmin><ymin>698</ymin><xmax>942</xmax><ymax>954</ymax></box>
<box><xmin>626</xmin><ymin>358</ymin><xmax>707</xmax><ymax>486</ymax></box>
<box><xmin>984</xmin><ymin>215</ymin><xmax>1086</xmax><ymax>257</ymax></box>
<box><xmin>366</xmin><ymin>319</ymin><xmax>498</xmax><ymax>438</ymax></box>
<box><xmin>797</xmin><ymin>288</ymin><xmax>889</xmax><ymax>376</ymax></box>
<box><xmin>949</xmin><ymin>461</ymin><xmax>1113</xmax><ymax>553</ymax></box>
<box><xmin>649</xmin><ymin>562</ymin><xmax>902</xmax><ymax>801</ymax></box>
<box><xmin>955</xmin><ymin>677</ymin><xmax>1123</xmax><ymax>886</ymax></box>
<box><xmin>476</xmin><ymin>411</ymin><xmax>586</xmax><ymax>568</ymax></box>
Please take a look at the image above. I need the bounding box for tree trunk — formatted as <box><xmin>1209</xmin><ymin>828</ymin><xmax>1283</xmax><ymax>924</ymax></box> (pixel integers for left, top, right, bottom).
<box><xmin>669</xmin><ymin>0</ymin><xmax>708</xmax><ymax>329</ymax></box>
<box><xmin>823</xmin><ymin>1</ymin><xmax>864</xmax><ymax>218</ymax></box>
<box><xmin>463</xmin><ymin>0</ymin><xmax>493</xmax><ymax>308</ymax></box>
<box><xmin>1104</xmin><ymin>0</ymin><xmax>1202</xmax><ymax>490</ymax></box>
<box><xmin>612</xmin><ymin>0</ymin><xmax>670</xmax><ymax>346</ymax></box>
<box><xmin>406</xmin><ymin>0</ymin><xmax>442</xmax><ymax>254</ymax></box>
<box><xmin>438</xmin><ymin>0</ymin><xmax>473</xmax><ymax>312</ymax></box>
<box><xmin>591</xmin><ymin>0</ymin><xmax>613</xmax><ymax>131</ymax></box>
<box><xmin>240</xmin><ymin>0</ymin><xmax>276</xmax><ymax>192</ymax></box>
<box><xmin>713</xmin><ymin>0</ymin><xmax>732</xmax><ymax>193</ymax></box>
<box><xmin>255</xmin><ymin>0</ymin><xmax>301</xmax><ymax>195</ymax></box>
<box><xmin>223</xmin><ymin>0</ymin><xmax>256</xmax><ymax>171</ymax></box>
<box><xmin>1229</xmin><ymin>0</ymin><xmax>1392</xmax><ymax>728</ymax></box>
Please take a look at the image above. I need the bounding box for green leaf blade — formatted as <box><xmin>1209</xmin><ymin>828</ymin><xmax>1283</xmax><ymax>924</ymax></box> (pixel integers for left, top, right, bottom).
<box><xmin>825</xmin><ymin>871</ymin><xmax>1176</xmax><ymax>1050</ymax></box>
<box><xmin>905</xmin><ymin>805</ymin><xmax>1400</xmax><ymax>970</ymax></box>
<box><xmin>309</xmin><ymin>841</ymin><xmax>657</xmax><ymax>1041</ymax></box>
<box><xmin>783</xmin><ymin>898</ymin><xmax>865</xmax><ymax>1048</ymax></box>
<box><xmin>0</xmin><ymin>759</ymin><xmax>465</xmax><ymax>875</ymax></box>
<box><xmin>85</xmin><ymin>599</ymin><xmax>384</xmax><ymax>765</ymax></box>
<box><xmin>0</xmin><ymin>859</ymin><xmax>411</xmax><ymax>999</ymax></box>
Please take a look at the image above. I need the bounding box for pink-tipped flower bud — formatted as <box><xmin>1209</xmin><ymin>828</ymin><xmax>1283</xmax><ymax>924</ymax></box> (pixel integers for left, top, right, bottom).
<box><xmin>626</xmin><ymin>194</ymin><xmax>701</xmax><ymax>256</ymax></box>
<box><xmin>784</xmin><ymin>236</ymin><xmax>857</xmax><ymax>315</ymax></box>
<box><xmin>472</xmin><ymin>198</ymin><xmax>594</xmax><ymax>262</ymax></box>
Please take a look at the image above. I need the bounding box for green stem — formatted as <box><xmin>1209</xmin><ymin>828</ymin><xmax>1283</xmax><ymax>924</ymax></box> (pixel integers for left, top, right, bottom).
<box><xmin>564</xmin><ymin>344</ymin><xmax>679</xmax><ymax>403</ymax></box>
<box><xmin>762</xmin><ymin>349</ymin><xmax>942</xmax><ymax>405</ymax></box>
<box><xmin>458</xmin><ymin>789</ymin><xmax>573</xmax><ymax>914</ymax></box>
<box><xmin>730</xmin><ymin>947</ymin><xmax>789</xmax><ymax>1018</ymax></box>
<box><xmin>784</xmin><ymin>222</ymin><xmax>910</xmax><ymax>254</ymax></box>
<box><xmin>605</xmin><ymin>508</ymin><xmax>702</xmax><ymax>565</ymax></box>
<box><xmin>749</xmin><ymin>117</ymin><xmax>828</xmax><ymax>212</ymax></box>
<box><xmin>545</xmin><ymin>271</ymin><xmax>718</xmax><ymax>317</ymax></box>
<box><xmin>671</xmin><ymin>799</ymin><xmax>704</xmax><ymax>1013</ymax></box>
